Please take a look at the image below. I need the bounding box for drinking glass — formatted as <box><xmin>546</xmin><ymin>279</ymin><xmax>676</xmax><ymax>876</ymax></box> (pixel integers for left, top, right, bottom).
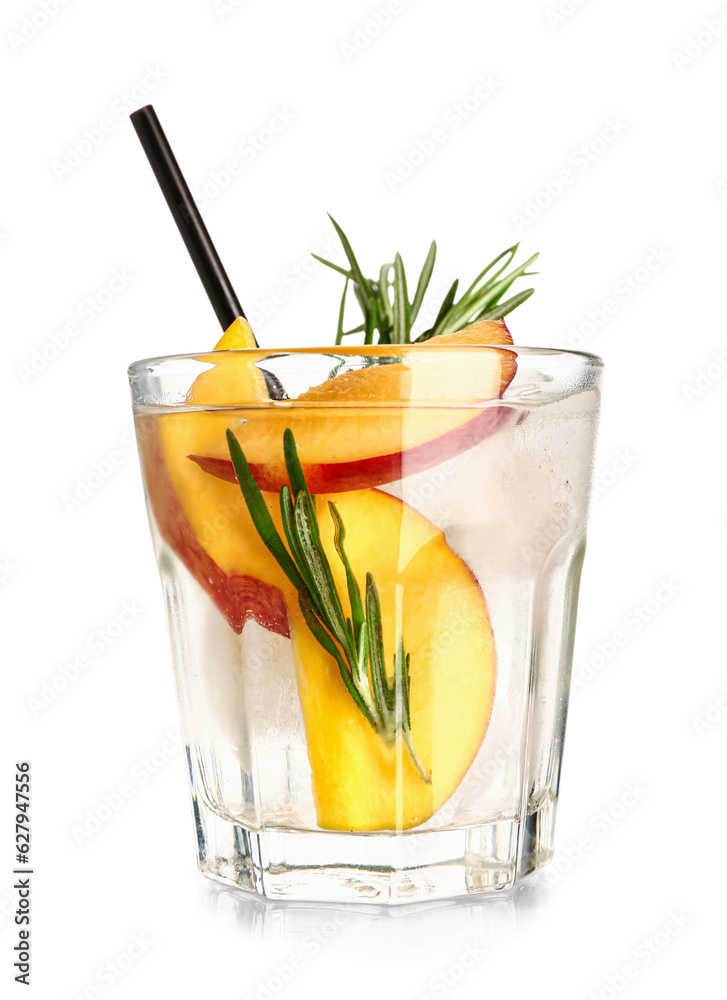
<box><xmin>128</xmin><ymin>344</ymin><xmax>602</xmax><ymax>904</ymax></box>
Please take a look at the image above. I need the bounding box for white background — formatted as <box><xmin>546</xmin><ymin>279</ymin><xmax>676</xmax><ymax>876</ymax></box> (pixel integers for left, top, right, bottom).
<box><xmin>2</xmin><ymin>0</ymin><xmax>725</xmax><ymax>997</ymax></box>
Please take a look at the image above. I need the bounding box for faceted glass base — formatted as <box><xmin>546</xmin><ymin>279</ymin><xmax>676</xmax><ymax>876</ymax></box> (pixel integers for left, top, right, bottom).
<box><xmin>192</xmin><ymin>789</ymin><xmax>557</xmax><ymax>905</ymax></box>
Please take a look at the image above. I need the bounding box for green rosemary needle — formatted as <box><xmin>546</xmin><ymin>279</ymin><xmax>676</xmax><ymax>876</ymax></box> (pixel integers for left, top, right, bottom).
<box><xmin>226</xmin><ymin>427</ymin><xmax>431</xmax><ymax>784</ymax></box>
<box><xmin>312</xmin><ymin>213</ymin><xmax>538</xmax><ymax>345</ymax></box>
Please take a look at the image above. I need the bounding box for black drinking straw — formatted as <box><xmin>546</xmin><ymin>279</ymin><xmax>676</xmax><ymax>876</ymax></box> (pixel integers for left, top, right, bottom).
<box><xmin>130</xmin><ymin>104</ymin><xmax>255</xmax><ymax>340</ymax></box>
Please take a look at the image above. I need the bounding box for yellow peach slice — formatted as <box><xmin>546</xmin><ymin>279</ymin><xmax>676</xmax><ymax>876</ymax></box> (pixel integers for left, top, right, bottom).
<box><xmin>179</xmin><ymin>319</ymin><xmax>516</xmax><ymax>493</ymax></box>
<box><xmin>286</xmin><ymin>489</ymin><xmax>496</xmax><ymax>830</ymax></box>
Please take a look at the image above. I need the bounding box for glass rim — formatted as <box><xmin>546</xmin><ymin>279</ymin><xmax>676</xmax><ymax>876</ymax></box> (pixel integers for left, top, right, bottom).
<box><xmin>128</xmin><ymin>344</ymin><xmax>604</xmax><ymax>378</ymax></box>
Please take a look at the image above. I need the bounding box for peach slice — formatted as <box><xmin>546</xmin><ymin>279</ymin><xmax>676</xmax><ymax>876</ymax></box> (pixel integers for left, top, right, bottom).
<box><xmin>212</xmin><ymin>316</ymin><xmax>257</xmax><ymax>351</ymax></box>
<box><xmin>285</xmin><ymin>488</ymin><xmax>497</xmax><ymax>831</ymax></box>
<box><xmin>136</xmin><ymin>319</ymin><xmax>283</xmax><ymax>635</ymax></box>
<box><xmin>137</xmin><ymin>415</ymin><xmax>290</xmax><ymax>637</ymax></box>
<box><xmin>187</xmin><ymin>319</ymin><xmax>517</xmax><ymax>493</ymax></box>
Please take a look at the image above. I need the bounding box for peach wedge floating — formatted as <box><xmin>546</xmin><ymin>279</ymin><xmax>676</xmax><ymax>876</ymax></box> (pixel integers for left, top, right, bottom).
<box><xmin>188</xmin><ymin>319</ymin><xmax>517</xmax><ymax>493</ymax></box>
<box><xmin>283</xmin><ymin>487</ymin><xmax>497</xmax><ymax>831</ymax></box>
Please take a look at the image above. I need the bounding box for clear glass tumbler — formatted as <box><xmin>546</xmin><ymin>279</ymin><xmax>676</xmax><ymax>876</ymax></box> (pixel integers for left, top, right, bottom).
<box><xmin>128</xmin><ymin>344</ymin><xmax>602</xmax><ymax>904</ymax></box>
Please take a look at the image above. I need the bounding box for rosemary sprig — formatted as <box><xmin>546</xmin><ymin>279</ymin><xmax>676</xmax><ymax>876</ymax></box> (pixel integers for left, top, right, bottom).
<box><xmin>312</xmin><ymin>214</ymin><xmax>538</xmax><ymax>345</ymax></box>
<box><xmin>226</xmin><ymin>427</ymin><xmax>431</xmax><ymax>784</ymax></box>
